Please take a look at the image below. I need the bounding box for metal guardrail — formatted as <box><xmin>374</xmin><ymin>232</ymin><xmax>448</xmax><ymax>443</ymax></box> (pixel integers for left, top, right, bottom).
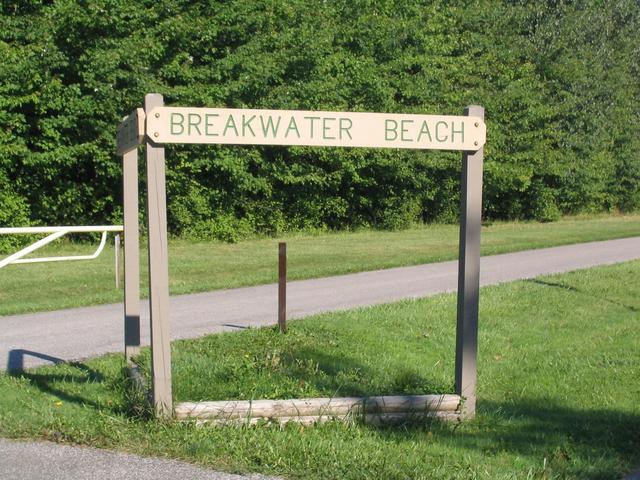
<box><xmin>0</xmin><ymin>226</ymin><xmax>123</xmax><ymax>272</ymax></box>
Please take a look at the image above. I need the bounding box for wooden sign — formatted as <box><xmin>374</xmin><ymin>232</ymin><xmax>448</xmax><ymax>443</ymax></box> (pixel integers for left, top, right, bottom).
<box><xmin>119</xmin><ymin>93</ymin><xmax>487</xmax><ymax>419</ymax></box>
<box><xmin>116</xmin><ymin>108</ymin><xmax>146</xmax><ymax>155</ymax></box>
<box><xmin>146</xmin><ymin>107</ymin><xmax>486</xmax><ymax>151</ymax></box>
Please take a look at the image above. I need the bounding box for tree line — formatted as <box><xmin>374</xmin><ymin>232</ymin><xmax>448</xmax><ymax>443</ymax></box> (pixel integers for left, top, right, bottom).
<box><xmin>1</xmin><ymin>0</ymin><xmax>638</xmax><ymax>243</ymax></box>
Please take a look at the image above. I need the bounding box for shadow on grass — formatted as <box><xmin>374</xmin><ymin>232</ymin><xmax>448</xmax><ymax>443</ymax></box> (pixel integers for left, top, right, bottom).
<box><xmin>9</xmin><ymin>367</ymin><xmax>104</xmax><ymax>411</ymax></box>
<box><xmin>6</xmin><ymin>349</ymin><xmax>66</xmax><ymax>373</ymax></box>
<box><xmin>286</xmin><ymin>346</ymin><xmax>451</xmax><ymax>397</ymax></box>
<box><xmin>528</xmin><ymin>278</ymin><xmax>639</xmax><ymax>312</ymax></box>
<box><xmin>7</xmin><ymin>349</ymin><xmax>141</xmax><ymax>416</ymax></box>
<box><xmin>372</xmin><ymin>398</ymin><xmax>640</xmax><ymax>480</ymax></box>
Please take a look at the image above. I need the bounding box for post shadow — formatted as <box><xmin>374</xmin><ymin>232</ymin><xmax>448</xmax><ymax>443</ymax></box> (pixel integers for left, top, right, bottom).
<box><xmin>6</xmin><ymin>349</ymin><xmax>115</xmax><ymax>411</ymax></box>
<box><xmin>6</xmin><ymin>349</ymin><xmax>65</xmax><ymax>373</ymax></box>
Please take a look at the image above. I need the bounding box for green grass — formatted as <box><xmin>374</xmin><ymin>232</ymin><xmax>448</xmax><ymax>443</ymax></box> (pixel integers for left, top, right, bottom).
<box><xmin>1</xmin><ymin>260</ymin><xmax>638</xmax><ymax>479</ymax></box>
<box><xmin>1</xmin><ymin>213</ymin><xmax>639</xmax><ymax>316</ymax></box>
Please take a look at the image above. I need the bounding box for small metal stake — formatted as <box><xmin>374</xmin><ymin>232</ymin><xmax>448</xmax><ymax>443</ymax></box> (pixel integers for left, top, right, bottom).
<box><xmin>278</xmin><ymin>242</ymin><xmax>287</xmax><ymax>333</ymax></box>
<box><xmin>114</xmin><ymin>234</ymin><xmax>121</xmax><ymax>289</ymax></box>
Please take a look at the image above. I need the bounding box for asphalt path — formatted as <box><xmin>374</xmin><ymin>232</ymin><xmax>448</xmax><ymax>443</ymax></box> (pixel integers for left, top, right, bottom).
<box><xmin>0</xmin><ymin>438</ymin><xmax>280</xmax><ymax>480</ymax></box>
<box><xmin>2</xmin><ymin>237</ymin><xmax>639</xmax><ymax>372</ymax></box>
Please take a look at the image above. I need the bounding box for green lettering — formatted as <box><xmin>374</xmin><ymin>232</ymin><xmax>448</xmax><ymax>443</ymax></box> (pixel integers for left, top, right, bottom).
<box><xmin>260</xmin><ymin>115</ymin><xmax>281</xmax><ymax>137</ymax></box>
<box><xmin>401</xmin><ymin>120</ymin><xmax>413</xmax><ymax>142</ymax></box>
<box><xmin>385</xmin><ymin>119</ymin><xmax>398</xmax><ymax>141</ymax></box>
<box><xmin>339</xmin><ymin>118</ymin><xmax>353</xmax><ymax>140</ymax></box>
<box><xmin>223</xmin><ymin>115</ymin><xmax>239</xmax><ymax>136</ymax></box>
<box><xmin>435</xmin><ymin>121</ymin><xmax>448</xmax><ymax>142</ymax></box>
<box><xmin>451</xmin><ymin>121</ymin><xmax>464</xmax><ymax>143</ymax></box>
<box><xmin>242</xmin><ymin>115</ymin><xmax>256</xmax><ymax>137</ymax></box>
<box><xmin>285</xmin><ymin>117</ymin><xmax>300</xmax><ymax>138</ymax></box>
<box><xmin>304</xmin><ymin>116</ymin><xmax>321</xmax><ymax>138</ymax></box>
<box><xmin>322</xmin><ymin>117</ymin><xmax>336</xmax><ymax>140</ymax></box>
<box><xmin>417</xmin><ymin>121</ymin><xmax>432</xmax><ymax>142</ymax></box>
<box><xmin>204</xmin><ymin>114</ymin><xmax>219</xmax><ymax>136</ymax></box>
<box><xmin>170</xmin><ymin>113</ymin><xmax>184</xmax><ymax>135</ymax></box>
<box><xmin>188</xmin><ymin>113</ymin><xmax>202</xmax><ymax>135</ymax></box>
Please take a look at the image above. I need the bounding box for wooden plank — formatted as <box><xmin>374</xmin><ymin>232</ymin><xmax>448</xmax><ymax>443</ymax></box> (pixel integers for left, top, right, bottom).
<box><xmin>145</xmin><ymin>93</ymin><xmax>173</xmax><ymax>416</ymax></box>
<box><xmin>146</xmin><ymin>106</ymin><xmax>486</xmax><ymax>151</ymax></box>
<box><xmin>454</xmin><ymin>105</ymin><xmax>485</xmax><ymax>419</ymax></box>
<box><xmin>175</xmin><ymin>394</ymin><xmax>460</xmax><ymax>420</ymax></box>
<box><xmin>122</xmin><ymin>148</ymin><xmax>140</xmax><ymax>361</ymax></box>
<box><xmin>191</xmin><ymin>411</ymin><xmax>460</xmax><ymax>427</ymax></box>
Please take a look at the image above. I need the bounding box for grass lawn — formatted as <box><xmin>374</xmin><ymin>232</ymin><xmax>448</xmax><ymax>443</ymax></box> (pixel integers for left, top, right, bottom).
<box><xmin>1</xmin><ymin>260</ymin><xmax>638</xmax><ymax>479</ymax></box>
<box><xmin>1</xmin><ymin>213</ymin><xmax>639</xmax><ymax>316</ymax></box>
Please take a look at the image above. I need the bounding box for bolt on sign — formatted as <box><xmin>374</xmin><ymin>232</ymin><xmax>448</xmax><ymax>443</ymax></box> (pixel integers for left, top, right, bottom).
<box><xmin>146</xmin><ymin>107</ymin><xmax>486</xmax><ymax>151</ymax></box>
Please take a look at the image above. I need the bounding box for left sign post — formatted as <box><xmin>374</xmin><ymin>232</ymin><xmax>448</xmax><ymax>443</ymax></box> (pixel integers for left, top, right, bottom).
<box><xmin>117</xmin><ymin>109</ymin><xmax>145</xmax><ymax>362</ymax></box>
<box><xmin>144</xmin><ymin>94</ymin><xmax>173</xmax><ymax>416</ymax></box>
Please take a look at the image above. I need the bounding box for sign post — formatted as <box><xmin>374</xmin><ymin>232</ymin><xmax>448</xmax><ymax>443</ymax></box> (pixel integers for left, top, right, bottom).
<box><xmin>145</xmin><ymin>94</ymin><xmax>173</xmax><ymax>416</ymax></box>
<box><xmin>455</xmin><ymin>106</ymin><xmax>485</xmax><ymax>418</ymax></box>
<box><xmin>117</xmin><ymin>108</ymin><xmax>145</xmax><ymax>362</ymax></box>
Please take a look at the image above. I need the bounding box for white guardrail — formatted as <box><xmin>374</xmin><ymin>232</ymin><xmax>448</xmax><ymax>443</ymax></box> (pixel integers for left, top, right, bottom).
<box><xmin>0</xmin><ymin>226</ymin><xmax>124</xmax><ymax>286</ymax></box>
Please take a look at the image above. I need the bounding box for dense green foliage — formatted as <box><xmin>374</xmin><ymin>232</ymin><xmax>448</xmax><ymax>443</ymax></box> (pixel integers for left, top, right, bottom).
<box><xmin>1</xmin><ymin>1</ymin><xmax>638</xmax><ymax>240</ymax></box>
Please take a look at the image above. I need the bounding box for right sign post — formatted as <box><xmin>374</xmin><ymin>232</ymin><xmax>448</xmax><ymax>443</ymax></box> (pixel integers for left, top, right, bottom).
<box><xmin>455</xmin><ymin>105</ymin><xmax>485</xmax><ymax>418</ymax></box>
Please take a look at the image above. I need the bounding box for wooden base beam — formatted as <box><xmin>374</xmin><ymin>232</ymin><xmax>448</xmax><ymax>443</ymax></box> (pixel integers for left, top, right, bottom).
<box><xmin>175</xmin><ymin>394</ymin><xmax>460</xmax><ymax>425</ymax></box>
<box><xmin>194</xmin><ymin>411</ymin><xmax>459</xmax><ymax>427</ymax></box>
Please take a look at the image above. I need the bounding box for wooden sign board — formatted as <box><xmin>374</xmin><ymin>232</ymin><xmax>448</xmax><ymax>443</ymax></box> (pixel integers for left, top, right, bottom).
<box><xmin>116</xmin><ymin>108</ymin><xmax>146</xmax><ymax>155</ymax></box>
<box><xmin>146</xmin><ymin>107</ymin><xmax>486</xmax><ymax>151</ymax></box>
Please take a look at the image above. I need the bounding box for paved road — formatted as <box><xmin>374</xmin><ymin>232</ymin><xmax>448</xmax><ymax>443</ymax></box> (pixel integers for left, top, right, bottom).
<box><xmin>2</xmin><ymin>237</ymin><xmax>640</xmax><ymax>372</ymax></box>
<box><xmin>0</xmin><ymin>438</ymin><xmax>279</xmax><ymax>480</ymax></box>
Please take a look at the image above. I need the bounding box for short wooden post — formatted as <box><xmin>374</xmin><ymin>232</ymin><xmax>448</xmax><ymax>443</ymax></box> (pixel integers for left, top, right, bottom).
<box><xmin>114</xmin><ymin>234</ymin><xmax>121</xmax><ymax>289</ymax></box>
<box><xmin>122</xmin><ymin>149</ymin><xmax>140</xmax><ymax>361</ymax></box>
<box><xmin>278</xmin><ymin>242</ymin><xmax>287</xmax><ymax>333</ymax></box>
<box><xmin>454</xmin><ymin>105</ymin><xmax>484</xmax><ymax>418</ymax></box>
<box><xmin>145</xmin><ymin>93</ymin><xmax>173</xmax><ymax>416</ymax></box>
